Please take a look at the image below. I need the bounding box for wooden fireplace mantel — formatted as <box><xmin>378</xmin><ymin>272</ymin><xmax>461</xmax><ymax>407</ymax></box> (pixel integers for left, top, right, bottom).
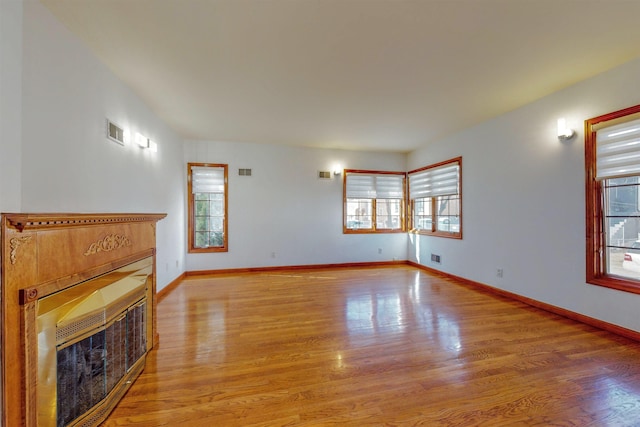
<box><xmin>1</xmin><ymin>212</ymin><xmax>166</xmax><ymax>427</ymax></box>
<box><xmin>5</xmin><ymin>212</ymin><xmax>167</xmax><ymax>232</ymax></box>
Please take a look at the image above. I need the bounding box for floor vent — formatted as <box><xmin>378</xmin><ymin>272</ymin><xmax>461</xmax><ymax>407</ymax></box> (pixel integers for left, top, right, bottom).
<box><xmin>318</xmin><ymin>171</ymin><xmax>331</xmax><ymax>180</ymax></box>
<box><xmin>106</xmin><ymin>119</ymin><xmax>125</xmax><ymax>146</ymax></box>
<box><xmin>239</xmin><ymin>168</ymin><xmax>252</xmax><ymax>176</ymax></box>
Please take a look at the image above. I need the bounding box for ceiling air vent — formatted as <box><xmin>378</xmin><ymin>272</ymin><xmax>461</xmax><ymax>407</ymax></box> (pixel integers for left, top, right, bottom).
<box><xmin>318</xmin><ymin>171</ymin><xmax>331</xmax><ymax>180</ymax></box>
<box><xmin>238</xmin><ymin>168</ymin><xmax>252</xmax><ymax>176</ymax></box>
<box><xmin>106</xmin><ymin>119</ymin><xmax>125</xmax><ymax>146</ymax></box>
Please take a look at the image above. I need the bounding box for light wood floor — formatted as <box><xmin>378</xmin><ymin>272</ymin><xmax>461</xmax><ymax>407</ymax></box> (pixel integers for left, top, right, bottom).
<box><xmin>104</xmin><ymin>265</ymin><xmax>640</xmax><ymax>426</ymax></box>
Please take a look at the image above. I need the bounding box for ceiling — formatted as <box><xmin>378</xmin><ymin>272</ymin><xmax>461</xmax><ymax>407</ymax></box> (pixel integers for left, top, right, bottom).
<box><xmin>40</xmin><ymin>0</ymin><xmax>640</xmax><ymax>153</ymax></box>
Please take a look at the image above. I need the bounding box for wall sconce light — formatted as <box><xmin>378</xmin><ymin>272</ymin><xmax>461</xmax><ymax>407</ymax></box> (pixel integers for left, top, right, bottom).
<box><xmin>123</xmin><ymin>129</ymin><xmax>131</xmax><ymax>145</ymax></box>
<box><xmin>136</xmin><ymin>132</ymin><xmax>149</xmax><ymax>148</ymax></box>
<box><xmin>136</xmin><ymin>133</ymin><xmax>158</xmax><ymax>152</ymax></box>
<box><xmin>557</xmin><ymin>118</ymin><xmax>575</xmax><ymax>141</ymax></box>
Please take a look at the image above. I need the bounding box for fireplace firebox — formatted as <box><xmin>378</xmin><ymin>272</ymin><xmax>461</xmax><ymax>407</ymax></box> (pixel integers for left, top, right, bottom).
<box><xmin>1</xmin><ymin>213</ymin><xmax>165</xmax><ymax>427</ymax></box>
<box><xmin>38</xmin><ymin>257</ymin><xmax>151</xmax><ymax>426</ymax></box>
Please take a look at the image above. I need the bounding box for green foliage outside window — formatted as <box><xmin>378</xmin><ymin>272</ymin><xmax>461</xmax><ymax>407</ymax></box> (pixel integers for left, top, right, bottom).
<box><xmin>194</xmin><ymin>192</ymin><xmax>225</xmax><ymax>248</ymax></box>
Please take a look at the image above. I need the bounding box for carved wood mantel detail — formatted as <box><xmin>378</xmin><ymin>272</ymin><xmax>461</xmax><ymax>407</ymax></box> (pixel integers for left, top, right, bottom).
<box><xmin>9</xmin><ymin>235</ymin><xmax>32</xmax><ymax>264</ymax></box>
<box><xmin>83</xmin><ymin>233</ymin><xmax>132</xmax><ymax>256</ymax></box>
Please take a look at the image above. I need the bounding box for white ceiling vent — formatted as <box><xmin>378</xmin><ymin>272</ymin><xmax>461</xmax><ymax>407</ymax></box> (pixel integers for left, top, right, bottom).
<box><xmin>106</xmin><ymin>119</ymin><xmax>125</xmax><ymax>146</ymax></box>
<box><xmin>238</xmin><ymin>168</ymin><xmax>252</xmax><ymax>176</ymax></box>
<box><xmin>318</xmin><ymin>171</ymin><xmax>331</xmax><ymax>180</ymax></box>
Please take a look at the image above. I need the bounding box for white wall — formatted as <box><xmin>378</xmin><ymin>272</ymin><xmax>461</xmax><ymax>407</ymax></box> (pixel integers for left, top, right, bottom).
<box><xmin>12</xmin><ymin>0</ymin><xmax>640</xmax><ymax>334</ymax></box>
<box><xmin>408</xmin><ymin>57</ymin><xmax>640</xmax><ymax>332</ymax></box>
<box><xmin>185</xmin><ymin>140</ymin><xmax>407</xmax><ymax>271</ymax></box>
<box><xmin>0</xmin><ymin>0</ymin><xmax>23</xmax><ymax>213</ymax></box>
<box><xmin>20</xmin><ymin>0</ymin><xmax>185</xmax><ymax>290</ymax></box>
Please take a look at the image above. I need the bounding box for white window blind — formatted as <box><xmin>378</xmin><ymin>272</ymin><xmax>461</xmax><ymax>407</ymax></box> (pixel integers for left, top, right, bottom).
<box><xmin>596</xmin><ymin>117</ymin><xmax>640</xmax><ymax>180</ymax></box>
<box><xmin>191</xmin><ymin>166</ymin><xmax>225</xmax><ymax>193</ymax></box>
<box><xmin>409</xmin><ymin>162</ymin><xmax>459</xmax><ymax>199</ymax></box>
<box><xmin>345</xmin><ymin>174</ymin><xmax>404</xmax><ymax>199</ymax></box>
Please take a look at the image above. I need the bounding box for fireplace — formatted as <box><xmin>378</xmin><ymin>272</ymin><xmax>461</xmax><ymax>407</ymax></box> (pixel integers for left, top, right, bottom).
<box><xmin>38</xmin><ymin>257</ymin><xmax>151</xmax><ymax>426</ymax></box>
<box><xmin>1</xmin><ymin>213</ymin><xmax>165</xmax><ymax>427</ymax></box>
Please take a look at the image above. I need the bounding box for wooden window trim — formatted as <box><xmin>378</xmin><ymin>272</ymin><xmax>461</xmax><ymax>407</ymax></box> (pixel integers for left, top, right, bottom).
<box><xmin>187</xmin><ymin>162</ymin><xmax>229</xmax><ymax>253</ymax></box>
<box><xmin>408</xmin><ymin>157</ymin><xmax>462</xmax><ymax>239</ymax></box>
<box><xmin>585</xmin><ymin>104</ymin><xmax>640</xmax><ymax>294</ymax></box>
<box><xmin>343</xmin><ymin>169</ymin><xmax>407</xmax><ymax>234</ymax></box>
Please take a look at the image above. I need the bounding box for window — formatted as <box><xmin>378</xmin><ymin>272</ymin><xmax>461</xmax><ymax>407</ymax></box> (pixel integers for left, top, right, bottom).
<box><xmin>188</xmin><ymin>163</ymin><xmax>228</xmax><ymax>252</ymax></box>
<box><xmin>408</xmin><ymin>157</ymin><xmax>462</xmax><ymax>238</ymax></box>
<box><xmin>343</xmin><ymin>170</ymin><xmax>406</xmax><ymax>233</ymax></box>
<box><xmin>586</xmin><ymin>104</ymin><xmax>640</xmax><ymax>293</ymax></box>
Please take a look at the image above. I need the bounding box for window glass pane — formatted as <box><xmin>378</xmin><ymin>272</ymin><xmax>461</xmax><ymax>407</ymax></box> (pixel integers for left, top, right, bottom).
<box><xmin>195</xmin><ymin>216</ymin><xmax>208</xmax><ymax>232</ymax></box>
<box><xmin>376</xmin><ymin>199</ymin><xmax>401</xmax><ymax>229</ymax></box>
<box><xmin>436</xmin><ymin>216</ymin><xmax>460</xmax><ymax>232</ymax></box>
<box><xmin>193</xmin><ymin>191</ymin><xmax>225</xmax><ymax>248</ymax></box>
<box><xmin>209</xmin><ymin>231</ymin><xmax>224</xmax><ymax>247</ymax></box>
<box><xmin>210</xmin><ymin>217</ymin><xmax>224</xmax><ymax>231</ymax></box>
<box><xmin>210</xmin><ymin>198</ymin><xmax>224</xmax><ymax>216</ymax></box>
<box><xmin>413</xmin><ymin>197</ymin><xmax>432</xmax><ymax>230</ymax></box>
<box><xmin>195</xmin><ymin>198</ymin><xmax>209</xmax><ymax>216</ymax></box>
<box><xmin>607</xmin><ymin>176</ymin><xmax>639</xmax><ymax>213</ymax></box>
<box><xmin>607</xmin><ymin>246</ymin><xmax>640</xmax><ymax>281</ymax></box>
<box><xmin>346</xmin><ymin>199</ymin><xmax>372</xmax><ymax>229</ymax></box>
<box><xmin>436</xmin><ymin>195</ymin><xmax>459</xmax><ymax>216</ymax></box>
<box><xmin>604</xmin><ymin>177</ymin><xmax>640</xmax><ymax>280</ymax></box>
<box><xmin>195</xmin><ymin>232</ymin><xmax>208</xmax><ymax>248</ymax></box>
<box><xmin>435</xmin><ymin>195</ymin><xmax>460</xmax><ymax>233</ymax></box>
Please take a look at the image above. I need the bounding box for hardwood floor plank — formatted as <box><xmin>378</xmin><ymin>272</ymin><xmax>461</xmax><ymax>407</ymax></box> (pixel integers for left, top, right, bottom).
<box><xmin>103</xmin><ymin>266</ymin><xmax>640</xmax><ymax>426</ymax></box>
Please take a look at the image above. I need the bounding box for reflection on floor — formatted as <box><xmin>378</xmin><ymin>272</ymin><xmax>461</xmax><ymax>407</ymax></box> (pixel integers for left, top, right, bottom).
<box><xmin>104</xmin><ymin>265</ymin><xmax>640</xmax><ymax>426</ymax></box>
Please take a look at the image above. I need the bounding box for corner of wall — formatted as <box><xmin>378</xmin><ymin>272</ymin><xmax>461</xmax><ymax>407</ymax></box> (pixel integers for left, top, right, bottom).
<box><xmin>0</xmin><ymin>0</ymin><xmax>24</xmax><ymax>213</ymax></box>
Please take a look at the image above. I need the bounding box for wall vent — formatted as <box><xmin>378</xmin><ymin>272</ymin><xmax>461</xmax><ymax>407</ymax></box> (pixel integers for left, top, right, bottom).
<box><xmin>106</xmin><ymin>119</ymin><xmax>125</xmax><ymax>146</ymax></box>
<box><xmin>238</xmin><ymin>168</ymin><xmax>252</xmax><ymax>176</ymax></box>
<box><xmin>318</xmin><ymin>171</ymin><xmax>331</xmax><ymax>180</ymax></box>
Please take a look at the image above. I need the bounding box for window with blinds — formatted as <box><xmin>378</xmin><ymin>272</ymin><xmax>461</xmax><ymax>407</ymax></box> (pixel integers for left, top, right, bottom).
<box><xmin>343</xmin><ymin>171</ymin><xmax>406</xmax><ymax>233</ymax></box>
<box><xmin>586</xmin><ymin>106</ymin><xmax>640</xmax><ymax>291</ymax></box>
<box><xmin>408</xmin><ymin>157</ymin><xmax>461</xmax><ymax>237</ymax></box>
<box><xmin>188</xmin><ymin>163</ymin><xmax>228</xmax><ymax>252</ymax></box>
<box><xmin>595</xmin><ymin>116</ymin><xmax>640</xmax><ymax>180</ymax></box>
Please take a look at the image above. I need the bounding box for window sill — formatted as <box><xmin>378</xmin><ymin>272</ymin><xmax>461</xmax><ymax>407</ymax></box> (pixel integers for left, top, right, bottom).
<box><xmin>587</xmin><ymin>275</ymin><xmax>640</xmax><ymax>295</ymax></box>
<box><xmin>409</xmin><ymin>229</ymin><xmax>462</xmax><ymax>239</ymax></box>
<box><xmin>343</xmin><ymin>229</ymin><xmax>406</xmax><ymax>234</ymax></box>
<box><xmin>188</xmin><ymin>246</ymin><xmax>228</xmax><ymax>254</ymax></box>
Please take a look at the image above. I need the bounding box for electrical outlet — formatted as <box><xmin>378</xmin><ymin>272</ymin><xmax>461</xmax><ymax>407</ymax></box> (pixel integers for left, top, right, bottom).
<box><xmin>497</xmin><ymin>268</ymin><xmax>504</xmax><ymax>278</ymax></box>
<box><xmin>431</xmin><ymin>254</ymin><xmax>441</xmax><ymax>264</ymax></box>
<box><xmin>378</xmin><ymin>248</ymin><xmax>382</xmax><ymax>254</ymax></box>
<box><xmin>271</xmin><ymin>252</ymin><xmax>276</xmax><ymax>258</ymax></box>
